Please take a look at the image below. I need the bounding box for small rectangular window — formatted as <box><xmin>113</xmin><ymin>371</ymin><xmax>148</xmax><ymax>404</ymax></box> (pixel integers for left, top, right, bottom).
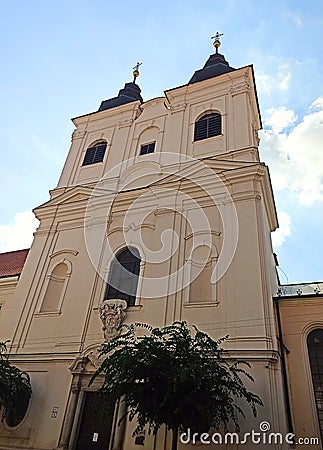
<box><xmin>82</xmin><ymin>142</ymin><xmax>107</xmax><ymax>166</ymax></box>
<box><xmin>140</xmin><ymin>142</ymin><xmax>155</xmax><ymax>155</ymax></box>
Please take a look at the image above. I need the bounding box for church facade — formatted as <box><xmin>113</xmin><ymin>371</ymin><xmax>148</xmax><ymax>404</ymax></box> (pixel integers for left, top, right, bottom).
<box><xmin>0</xmin><ymin>39</ymin><xmax>322</xmax><ymax>449</ymax></box>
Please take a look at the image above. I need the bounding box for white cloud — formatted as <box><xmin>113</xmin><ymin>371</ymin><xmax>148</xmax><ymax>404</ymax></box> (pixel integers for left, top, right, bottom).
<box><xmin>0</xmin><ymin>211</ymin><xmax>39</xmax><ymax>253</ymax></box>
<box><xmin>311</xmin><ymin>97</ymin><xmax>323</xmax><ymax>110</ymax></box>
<box><xmin>294</xmin><ymin>15</ymin><xmax>302</xmax><ymax>27</ymax></box>
<box><xmin>272</xmin><ymin>212</ymin><xmax>292</xmax><ymax>248</ymax></box>
<box><xmin>260</xmin><ymin>97</ymin><xmax>323</xmax><ymax>204</ymax></box>
<box><xmin>264</xmin><ymin>107</ymin><xmax>297</xmax><ymax>133</ymax></box>
<box><xmin>256</xmin><ymin>64</ymin><xmax>291</xmax><ymax>96</ymax></box>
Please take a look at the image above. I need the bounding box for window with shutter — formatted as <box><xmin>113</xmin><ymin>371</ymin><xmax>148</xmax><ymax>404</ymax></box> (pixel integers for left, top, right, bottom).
<box><xmin>194</xmin><ymin>113</ymin><xmax>221</xmax><ymax>141</ymax></box>
<box><xmin>82</xmin><ymin>141</ymin><xmax>107</xmax><ymax>166</ymax></box>
<box><xmin>140</xmin><ymin>142</ymin><xmax>156</xmax><ymax>155</ymax></box>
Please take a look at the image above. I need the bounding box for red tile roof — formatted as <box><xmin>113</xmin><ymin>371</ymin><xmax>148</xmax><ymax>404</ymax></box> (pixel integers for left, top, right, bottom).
<box><xmin>0</xmin><ymin>249</ymin><xmax>29</xmax><ymax>278</ymax></box>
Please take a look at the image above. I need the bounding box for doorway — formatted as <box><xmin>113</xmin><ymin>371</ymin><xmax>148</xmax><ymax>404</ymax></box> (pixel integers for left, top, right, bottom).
<box><xmin>75</xmin><ymin>391</ymin><xmax>114</xmax><ymax>450</ymax></box>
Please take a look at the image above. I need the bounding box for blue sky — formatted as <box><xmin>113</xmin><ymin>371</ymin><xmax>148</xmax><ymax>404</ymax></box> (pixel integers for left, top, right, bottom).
<box><xmin>0</xmin><ymin>0</ymin><xmax>322</xmax><ymax>284</ymax></box>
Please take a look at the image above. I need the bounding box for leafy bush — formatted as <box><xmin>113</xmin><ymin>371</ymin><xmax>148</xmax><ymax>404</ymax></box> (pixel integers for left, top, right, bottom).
<box><xmin>0</xmin><ymin>341</ymin><xmax>32</xmax><ymax>427</ymax></box>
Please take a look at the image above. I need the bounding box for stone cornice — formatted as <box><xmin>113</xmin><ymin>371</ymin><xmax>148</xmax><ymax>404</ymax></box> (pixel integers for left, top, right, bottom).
<box><xmin>4</xmin><ymin>351</ymin><xmax>81</xmax><ymax>364</ymax></box>
<box><xmin>0</xmin><ymin>276</ymin><xmax>19</xmax><ymax>288</ymax></box>
<box><xmin>276</xmin><ymin>296</ymin><xmax>323</xmax><ymax>307</ymax></box>
<box><xmin>223</xmin><ymin>349</ymin><xmax>279</xmax><ymax>363</ymax></box>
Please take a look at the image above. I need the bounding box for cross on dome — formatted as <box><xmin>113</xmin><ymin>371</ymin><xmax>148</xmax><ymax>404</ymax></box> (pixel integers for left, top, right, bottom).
<box><xmin>211</xmin><ymin>32</ymin><xmax>224</xmax><ymax>53</ymax></box>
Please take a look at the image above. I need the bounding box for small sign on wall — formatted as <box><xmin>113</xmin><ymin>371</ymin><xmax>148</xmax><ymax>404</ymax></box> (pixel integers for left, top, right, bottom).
<box><xmin>51</xmin><ymin>406</ymin><xmax>59</xmax><ymax>418</ymax></box>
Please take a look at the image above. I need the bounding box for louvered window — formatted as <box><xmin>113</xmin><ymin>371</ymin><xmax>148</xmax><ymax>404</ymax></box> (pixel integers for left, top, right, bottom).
<box><xmin>105</xmin><ymin>247</ymin><xmax>141</xmax><ymax>307</ymax></box>
<box><xmin>194</xmin><ymin>113</ymin><xmax>221</xmax><ymax>141</ymax></box>
<box><xmin>82</xmin><ymin>142</ymin><xmax>107</xmax><ymax>166</ymax></box>
<box><xmin>140</xmin><ymin>142</ymin><xmax>155</xmax><ymax>155</ymax></box>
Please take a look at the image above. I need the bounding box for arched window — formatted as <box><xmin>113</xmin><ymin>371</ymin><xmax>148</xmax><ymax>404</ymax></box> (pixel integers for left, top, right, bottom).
<box><xmin>308</xmin><ymin>329</ymin><xmax>323</xmax><ymax>439</ymax></box>
<box><xmin>40</xmin><ymin>262</ymin><xmax>68</xmax><ymax>312</ymax></box>
<box><xmin>82</xmin><ymin>141</ymin><xmax>107</xmax><ymax>166</ymax></box>
<box><xmin>194</xmin><ymin>112</ymin><xmax>221</xmax><ymax>141</ymax></box>
<box><xmin>105</xmin><ymin>247</ymin><xmax>141</xmax><ymax>307</ymax></box>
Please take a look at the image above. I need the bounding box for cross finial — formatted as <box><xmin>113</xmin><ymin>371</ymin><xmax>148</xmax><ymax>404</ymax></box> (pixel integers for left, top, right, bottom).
<box><xmin>211</xmin><ymin>32</ymin><xmax>224</xmax><ymax>53</ymax></box>
<box><xmin>133</xmin><ymin>61</ymin><xmax>142</xmax><ymax>83</ymax></box>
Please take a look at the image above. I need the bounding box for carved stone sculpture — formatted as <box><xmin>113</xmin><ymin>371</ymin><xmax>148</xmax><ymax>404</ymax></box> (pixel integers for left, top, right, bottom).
<box><xmin>99</xmin><ymin>299</ymin><xmax>127</xmax><ymax>341</ymax></box>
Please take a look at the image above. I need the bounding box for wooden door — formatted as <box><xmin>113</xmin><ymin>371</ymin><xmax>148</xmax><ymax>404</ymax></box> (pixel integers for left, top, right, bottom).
<box><xmin>75</xmin><ymin>391</ymin><xmax>114</xmax><ymax>450</ymax></box>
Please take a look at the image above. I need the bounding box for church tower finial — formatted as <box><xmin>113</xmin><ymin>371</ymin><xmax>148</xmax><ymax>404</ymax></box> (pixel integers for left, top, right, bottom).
<box><xmin>211</xmin><ymin>32</ymin><xmax>224</xmax><ymax>54</ymax></box>
<box><xmin>188</xmin><ymin>31</ymin><xmax>234</xmax><ymax>84</ymax></box>
<box><xmin>133</xmin><ymin>61</ymin><xmax>142</xmax><ymax>83</ymax></box>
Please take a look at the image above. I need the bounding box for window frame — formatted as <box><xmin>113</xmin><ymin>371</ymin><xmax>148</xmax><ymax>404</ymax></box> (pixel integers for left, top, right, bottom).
<box><xmin>194</xmin><ymin>112</ymin><xmax>222</xmax><ymax>142</ymax></box>
<box><xmin>105</xmin><ymin>247</ymin><xmax>141</xmax><ymax>307</ymax></box>
<box><xmin>82</xmin><ymin>141</ymin><xmax>107</xmax><ymax>166</ymax></box>
<box><xmin>140</xmin><ymin>141</ymin><xmax>156</xmax><ymax>155</ymax></box>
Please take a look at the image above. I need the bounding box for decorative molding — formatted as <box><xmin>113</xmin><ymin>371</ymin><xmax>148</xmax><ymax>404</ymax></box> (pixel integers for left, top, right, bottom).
<box><xmin>154</xmin><ymin>208</ymin><xmax>176</xmax><ymax>216</ymax></box>
<box><xmin>126</xmin><ymin>304</ymin><xmax>143</xmax><ymax>312</ymax></box>
<box><xmin>184</xmin><ymin>230</ymin><xmax>221</xmax><ymax>241</ymax></box>
<box><xmin>223</xmin><ymin>349</ymin><xmax>279</xmax><ymax>363</ymax></box>
<box><xmin>230</xmin><ymin>82</ymin><xmax>250</xmax><ymax>97</ymax></box>
<box><xmin>72</xmin><ymin>130</ymin><xmax>87</xmax><ymax>141</ymax></box>
<box><xmin>118</xmin><ymin>118</ymin><xmax>134</xmax><ymax>129</ymax></box>
<box><xmin>57</xmin><ymin>221</ymin><xmax>86</xmax><ymax>231</ymax></box>
<box><xmin>253</xmin><ymin>127</ymin><xmax>260</xmax><ymax>146</ymax></box>
<box><xmin>54</xmin><ymin>341</ymin><xmax>82</xmax><ymax>348</ymax></box>
<box><xmin>49</xmin><ymin>249</ymin><xmax>79</xmax><ymax>259</ymax></box>
<box><xmin>33</xmin><ymin>229</ymin><xmax>56</xmax><ymax>237</ymax></box>
<box><xmin>279</xmin><ymin>298</ymin><xmax>323</xmax><ymax>308</ymax></box>
<box><xmin>0</xmin><ymin>277</ymin><xmax>20</xmax><ymax>288</ymax></box>
<box><xmin>69</xmin><ymin>356</ymin><xmax>88</xmax><ymax>374</ymax></box>
<box><xmin>231</xmin><ymin>191</ymin><xmax>262</xmax><ymax>202</ymax></box>
<box><xmin>170</xmin><ymin>102</ymin><xmax>187</xmax><ymax>114</ymax></box>
<box><xmin>134</xmin><ymin>105</ymin><xmax>143</xmax><ymax>120</ymax></box>
<box><xmin>87</xmin><ymin>345</ymin><xmax>107</xmax><ymax>369</ymax></box>
<box><xmin>107</xmin><ymin>222</ymin><xmax>155</xmax><ymax>236</ymax></box>
<box><xmin>34</xmin><ymin>311</ymin><xmax>62</xmax><ymax>317</ymax></box>
<box><xmin>142</xmin><ymin>98</ymin><xmax>165</xmax><ymax>109</ymax></box>
<box><xmin>184</xmin><ymin>302</ymin><xmax>219</xmax><ymax>308</ymax></box>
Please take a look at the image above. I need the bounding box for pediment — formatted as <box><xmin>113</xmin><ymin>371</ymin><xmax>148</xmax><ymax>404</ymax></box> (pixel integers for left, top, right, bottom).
<box><xmin>35</xmin><ymin>186</ymin><xmax>94</xmax><ymax>211</ymax></box>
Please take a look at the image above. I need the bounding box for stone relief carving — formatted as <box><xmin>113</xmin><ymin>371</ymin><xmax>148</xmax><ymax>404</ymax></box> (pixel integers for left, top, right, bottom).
<box><xmin>87</xmin><ymin>299</ymin><xmax>128</xmax><ymax>369</ymax></box>
<box><xmin>99</xmin><ymin>299</ymin><xmax>128</xmax><ymax>341</ymax></box>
